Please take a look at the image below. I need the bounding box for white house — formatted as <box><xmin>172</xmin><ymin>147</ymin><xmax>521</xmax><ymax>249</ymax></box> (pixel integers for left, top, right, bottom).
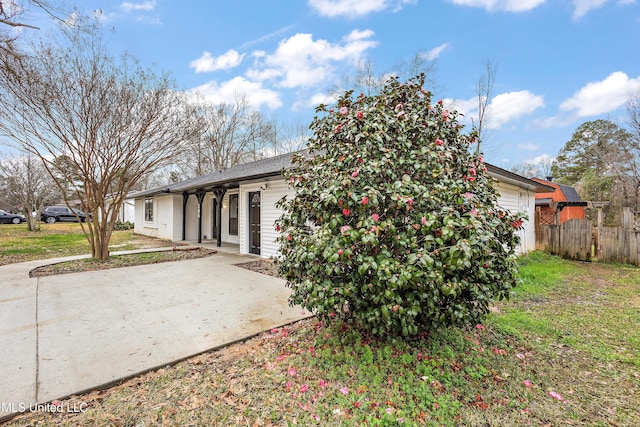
<box><xmin>133</xmin><ymin>151</ymin><xmax>553</xmax><ymax>258</ymax></box>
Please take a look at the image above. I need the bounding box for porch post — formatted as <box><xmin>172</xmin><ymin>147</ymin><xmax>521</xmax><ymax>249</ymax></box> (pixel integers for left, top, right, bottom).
<box><xmin>182</xmin><ymin>192</ymin><xmax>189</xmax><ymax>241</ymax></box>
<box><xmin>214</xmin><ymin>189</ymin><xmax>227</xmax><ymax>247</ymax></box>
<box><xmin>196</xmin><ymin>190</ymin><xmax>206</xmax><ymax>244</ymax></box>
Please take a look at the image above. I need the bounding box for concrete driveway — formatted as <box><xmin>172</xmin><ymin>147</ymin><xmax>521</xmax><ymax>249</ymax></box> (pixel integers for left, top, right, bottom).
<box><xmin>0</xmin><ymin>250</ymin><xmax>309</xmax><ymax>419</ymax></box>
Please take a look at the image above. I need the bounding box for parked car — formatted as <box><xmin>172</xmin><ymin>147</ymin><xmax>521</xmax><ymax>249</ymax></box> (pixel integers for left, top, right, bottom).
<box><xmin>40</xmin><ymin>206</ymin><xmax>88</xmax><ymax>223</ymax></box>
<box><xmin>0</xmin><ymin>209</ymin><xmax>26</xmax><ymax>224</ymax></box>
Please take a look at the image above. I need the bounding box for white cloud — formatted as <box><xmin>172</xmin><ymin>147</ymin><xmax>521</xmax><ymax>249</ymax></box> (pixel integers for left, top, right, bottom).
<box><xmin>560</xmin><ymin>71</ymin><xmax>640</xmax><ymax>116</ymax></box>
<box><xmin>190</xmin><ymin>50</ymin><xmax>245</xmax><ymax>73</ymax></box>
<box><xmin>249</xmin><ymin>30</ymin><xmax>378</xmax><ymax>89</ymax></box>
<box><xmin>447</xmin><ymin>90</ymin><xmax>544</xmax><ymax>129</ymax></box>
<box><xmin>190</xmin><ymin>77</ymin><xmax>282</xmax><ymax>110</ymax></box>
<box><xmin>421</xmin><ymin>43</ymin><xmax>450</xmax><ymax>61</ymax></box>
<box><xmin>488</xmin><ymin>91</ymin><xmax>545</xmax><ymax>129</ymax></box>
<box><xmin>308</xmin><ymin>0</ymin><xmax>415</xmax><ymax>18</ymax></box>
<box><xmin>526</xmin><ymin>153</ymin><xmax>555</xmax><ymax>164</ymax></box>
<box><xmin>293</xmin><ymin>92</ymin><xmax>339</xmax><ymax>111</ymax></box>
<box><xmin>573</xmin><ymin>0</ymin><xmax>637</xmax><ymax>18</ymax></box>
<box><xmin>448</xmin><ymin>0</ymin><xmax>545</xmax><ymax>12</ymax></box>
<box><xmin>120</xmin><ymin>1</ymin><xmax>156</xmax><ymax>12</ymax></box>
<box><xmin>518</xmin><ymin>142</ymin><xmax>541</xmax><ymax>151</ymax></box>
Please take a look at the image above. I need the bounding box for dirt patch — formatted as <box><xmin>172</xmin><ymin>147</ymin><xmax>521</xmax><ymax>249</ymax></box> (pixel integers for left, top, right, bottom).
<box><xmin>29</xmin><ymin>248</ymin><xmax>217</xmax><ymax>277</ymax></box>
<box><xmin>235</xmin><ymin>259</ymin><xmax>280</xmax><ymax>277</ymax></box>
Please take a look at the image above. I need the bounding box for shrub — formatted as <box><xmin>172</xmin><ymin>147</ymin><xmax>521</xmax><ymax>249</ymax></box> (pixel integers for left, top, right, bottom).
<box><xmin>114</xmin><ymin>220</ymin><xmax>134</xmax><ymax>231</ymax></box>
<box><xmin>276</xmin><ymin>75</ymin><xmax>523</xmax><ymax>338</ymax></box>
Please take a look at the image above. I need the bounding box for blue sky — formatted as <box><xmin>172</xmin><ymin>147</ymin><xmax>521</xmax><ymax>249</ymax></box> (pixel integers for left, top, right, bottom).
<box><xmin>35</xmin><ymin>1</ymin><xmax>640</xmax><ymax>168</ymax></box>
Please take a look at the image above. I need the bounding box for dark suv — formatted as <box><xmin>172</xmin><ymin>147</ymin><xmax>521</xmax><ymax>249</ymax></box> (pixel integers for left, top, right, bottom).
<box><xmin>41</xmin><ymin>206</ymin><xmax>88</xmax><ymax>223</ymax></box>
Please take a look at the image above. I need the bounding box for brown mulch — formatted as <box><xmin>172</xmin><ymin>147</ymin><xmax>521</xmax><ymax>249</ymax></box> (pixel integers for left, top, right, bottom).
<box><xmin>234</xmin><ymin>259</ymin><xmax>280</xmax><ymax>277</ymax></box>
<box><xmin>29</xmin><ymin>248</ymin><xmax>217</xmax><ymax>278</ymax></box>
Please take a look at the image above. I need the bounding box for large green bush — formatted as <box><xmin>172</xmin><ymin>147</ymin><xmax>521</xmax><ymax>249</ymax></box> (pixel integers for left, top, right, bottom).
<box><xmin>276</xmin><ymin>75</ymin><xmax>523</xmax><ymax>338</ymax></box>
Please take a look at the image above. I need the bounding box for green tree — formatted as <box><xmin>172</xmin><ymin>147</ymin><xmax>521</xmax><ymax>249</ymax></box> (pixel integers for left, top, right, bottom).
<box><xmin>276</xmin><ymin>75</ymin><xmax>523</xmax><ymax>338</ymax></box>
<box><xmin>552</xmin><ymin>119</ymin><xmax>635</xmax><ymax>222</ymax></box>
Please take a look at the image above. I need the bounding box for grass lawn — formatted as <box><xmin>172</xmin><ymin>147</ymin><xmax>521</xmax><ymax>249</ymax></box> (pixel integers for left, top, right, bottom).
<box><xmin>4</xmin><ymin>250</ymin><xmax>640</xmax><ymax>426</ymax></box>
<box><xmin>0</xmin><ymin>223</ymin><xmax>173</xmax><ymax>265</ymax></box>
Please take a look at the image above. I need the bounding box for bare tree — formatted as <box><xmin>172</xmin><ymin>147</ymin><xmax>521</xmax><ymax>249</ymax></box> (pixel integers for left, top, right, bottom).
<box><xmin>474</xmin><ymin>59</ymin><xmax>498</xmax><ymax>155</ymax></box>
<box><xmin>0</xmin><ymin>26</ymin><xmax>199</xmax><ymax>259</ymax></box>
<box><xmin>175</xmin><ymin>95</ymin><xmax>274</xmax><ymax>177</ymax></box>
<box><xmin>0</xmin><ymin>152</ymin><xmax>60</xmax><ymax>230</ymax></box>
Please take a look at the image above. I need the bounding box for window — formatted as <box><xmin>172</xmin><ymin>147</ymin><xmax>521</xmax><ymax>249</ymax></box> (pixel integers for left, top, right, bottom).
<box><xmin>144</xmin><ymin>198</ymin><xmax>154</xmax><ymax>222</ymax></box>
<box><xmin>229</xmin><ymin>194</ymin><xmax>238</xmax><ymax>235</ymax></box>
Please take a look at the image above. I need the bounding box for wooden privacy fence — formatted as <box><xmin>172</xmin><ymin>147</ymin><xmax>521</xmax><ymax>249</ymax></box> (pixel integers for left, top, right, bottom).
<box><xmin>536</xmin><ymin>219</ymin><xmax>592</xmax><ymax>262</ymax></box>
<box><xmin>536</xmin><ymin>208</ymin><xmax>640</xmax><ymax>266</ymax></box>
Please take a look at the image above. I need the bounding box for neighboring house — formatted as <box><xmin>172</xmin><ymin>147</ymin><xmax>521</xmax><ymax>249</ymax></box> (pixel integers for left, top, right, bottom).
<box><xmin>531</xmin><ymin>178</ymin><xmax>587</xmax><ymax>225</ymax></box>
<box><xmin>133</xmin><ymin>151</ymin><xmax>553</xmax><ymax>258</ymax></box>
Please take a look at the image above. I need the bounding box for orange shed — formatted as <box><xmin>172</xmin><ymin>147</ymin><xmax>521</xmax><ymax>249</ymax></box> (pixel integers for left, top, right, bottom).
<box><xmin>531</xmin><ymin>178</ymin><xmax>586</xmax><ymax>225</ymax></box>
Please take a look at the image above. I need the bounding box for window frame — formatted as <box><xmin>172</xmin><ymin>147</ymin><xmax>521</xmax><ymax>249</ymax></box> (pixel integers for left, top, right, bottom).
<box><xmin>144</xmin><ymin>198</ymin><xmax>154</xmax><ymax>222</ymax></box>
<box><xmin>228</xmin><ymin>194</ymin><xmax>238</xmax><ymax>236</ymax></box>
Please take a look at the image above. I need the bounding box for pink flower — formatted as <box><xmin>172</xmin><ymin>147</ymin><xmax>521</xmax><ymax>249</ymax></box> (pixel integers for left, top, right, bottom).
<box><xmin>354</xmin><ymin>401</ymin><xmax>361</xmax><ymax>408</ymax></box>
<box><xmin>523</xmin><ymin>380</ymin><xmax>532</xmax><ymax>388</ymax></box>
<box><xmin>340</xmin><ymin>225</ymin><xmax>351</xmax><ymax>234</ymax></box>
<box><xmin>394</xmin><ymin>103</ymin><xmax>403</xmax><ymax>111</ymax></box>
<box><xmin>275</xmin><ymin>224</ymin><xmax>281</xmax><ymax>232</ymax></box>
<box><xmin>319</xmin><ymin>380</ymin><xmax>328</xmax><ymax>389</ymax></box>
<box><xmin>371</xmin><ymin>225</ymin><xmax>377</xmax><ymax>232</ymax></box>
<box><xmin>548</xmin><ymin>391</ymin><xmax>564</xmax><ymax>401</ymax></box>
<box><xmin>470</xmin><ymin>208</ymin><xmax>479</xmax><ymax>216</ymax></box>
<box><xmin>356</xmin><ymin>110</ymin><xmax>364</xmax><ymax>119</ymax></box>
<box><xmin>469</xmin><ymin>167</ymin><xmax>477</xmax><ymax>176</ymax></box>
<box><xmin>386</xmin><ymin>408</ymin><xmax>394</xmax><ymax>415</ymax></box>
<box><xmin>466</xmin><ymin>176</ymin><xmax>476</xmax><ymax>182</ymax></box>
<box><xmin>421</xmin><ymin>216</ymin><xmax>427</xmax><ymax>225</ymax></box>
<box><xmin>289</xmin><ymin>368</ymin><xmax>297</xmax><ymax>376</ymax></box>
<box><xmin>340</xmin><ymin>387</ymin><xmax>349</xmax><ymax>395</ymax></box>
<box><xmin>352</xmin><ymin>170</ymin><xmax>359</xmax><ymax>178</ymax></box>
<box><xmin>407</xmin><ymin>198</ymin><xmax>413</xmax><ymax>206</ymax></box>
<box><xmin>342</xmin><ymin>208</ymin><xmax>351</xmax><ymax>216</ymax></box>
<box><xmin>511</xmin><ymin>219</ymin><xmax>523</xmax><ymax>228</ymax></box>
<box><xmin>397</xmin><ymin>111</ymin><xmax>405</xmax><ymax>118</ymax></box>
<box><xmin>285</xmin><ymin>381</ymin><xmax>292</xmax><ymax>390</ymax></box>
<box><xmin>437</xmin><ymin>99</ymin><xmax>443</xmax><ymax>105</ymax></box>
<box><xmin>339</xmin><ymin>106</ymin><xmax>348</xmax><ymax>115</ymax></box>
<box><xmin>357</xmin><ymin>157</ymin><xmax>363</xmax><ymax>163</ymax></box>
<box><xmin>443</xmin><ymin>109</ymin><xmax>450</xmax><ymax>120</ymax></box>
<box><xmin>475</xmin><ymin>324</ymin><xmax>484</xmax><ymax>330</ymax></box>
<box><xmin>463</xmin><ymin>192</ymin><xmax>474</xmax><ymax>199</ymax></box>
<box><xmin>484</xmin><ymin>263</ymin><xmax>489</xmax><ymax>269</ymax></box>
<box><xmin>516</xmin><ymin>353</ymin><xmax>526</xmax><ymax>360</ymax></box>
<box><xmin>392</xmin><ymin>305</ymin><xmax>399</xmax><ymax>312</ymax></box>
<box><xmin>300</xmin><ymin>384</ymin><xmax>309</xmax><ymax>392</ymax></box>
<box><xmin>361</xmin><ymin>196</ymin><xmax>369</xmax><ymax>205</ymax></box>
<box><xmin>371</xmin><ymin>213</ymin><xmax>379</xmax><ymax>222</ymax></box>
<box><xmin>435</xmin><ymin>139</ymin><xmax>444</xmax><ymax>146</ymax></box>
<box><xmin>334</xmin><ymin>125</ymin><xmax>342</xmax><ymax>133</ymax></box>
<box><xmin>286</xmin><ymin>234</ymin><xmax>292</xmax><ymax>241</ymax></box>
<box><xmin>337</xmin><ymin>249</ymin><xmax>343</xmax><ymax>256</ymax></box>
<box><xmin>478</xmin><ymin>155</ymin><xmax>485</xmax><ymax>163</ymax></box>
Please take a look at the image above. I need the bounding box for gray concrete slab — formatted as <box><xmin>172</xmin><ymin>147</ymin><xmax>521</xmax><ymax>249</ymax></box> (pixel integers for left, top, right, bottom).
<box><xmin>0</xmin><ymin>250</ymin><xmax>309</xmax><ymax>419</ymax></box>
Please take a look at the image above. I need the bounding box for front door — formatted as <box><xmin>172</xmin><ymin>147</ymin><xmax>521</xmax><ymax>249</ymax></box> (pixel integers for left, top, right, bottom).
<box><xmin>249</xmin><ymin>192</ymin><xmax>261</xmax><ymax>255</ymax></box>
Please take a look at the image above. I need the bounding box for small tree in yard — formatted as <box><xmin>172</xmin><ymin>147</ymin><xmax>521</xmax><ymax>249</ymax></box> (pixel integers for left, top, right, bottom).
<box><xmin>0</xmin><ymin>26</ymin><xmax>198</xmax><ymax>259</ymax></box>
<box><xmin>276</xmin><ymin>75</ymin><xmax>524</xmax><ymax>338</ymax></box>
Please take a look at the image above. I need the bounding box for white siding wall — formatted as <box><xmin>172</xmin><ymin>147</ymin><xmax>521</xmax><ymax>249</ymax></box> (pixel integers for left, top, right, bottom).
<box><xmin>494</xmin><ymin>182</ymin><xmax>535</xmax><ymax>254</ymax></box>
<box><xmin>238</xmin><ymin>178</ymin><xmax>293</xmax><ymax>258</ymax></box>
<box><xmin>221</xmin><ymin>191</ymin><xmax>240</xmax><ymax>245</ymax></box>
<box><xmin>134</xmin><ymin>194</ymin><xmax>182</xmax><ymax>241</ymax></box>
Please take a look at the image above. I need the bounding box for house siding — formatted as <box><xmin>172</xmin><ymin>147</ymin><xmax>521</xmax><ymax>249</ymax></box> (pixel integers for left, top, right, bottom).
<box><xmin>134</xmin><ymin>194</ymin><xmax>182</xmax><ymax>241</ymax></box>
<box><xmin>494</xmin><ymin>181</ymin><xmax>535</xmax><ymax>254</ymax></box>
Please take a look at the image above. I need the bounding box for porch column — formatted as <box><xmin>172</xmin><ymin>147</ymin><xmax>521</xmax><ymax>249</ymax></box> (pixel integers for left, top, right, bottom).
<box><xmin>182</xmin><ymin>192</ymin><xmax>189</xmax><ymax>241</ymax></box>
<box><xmin>213</xmin><ymin>189</ymin><xmax>227</xmax><ymax>247</ymax></box>
<box><xmin>196</xmin><ymin>190</ymin><xmax>206</xmax><ymax>244</ymax></box>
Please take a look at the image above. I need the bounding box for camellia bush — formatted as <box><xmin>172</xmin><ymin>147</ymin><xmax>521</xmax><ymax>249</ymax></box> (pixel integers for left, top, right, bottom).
<box><xmin>275</xmin><ymin>75</ymin><xmax>524</xmax><ymax>338</ymax></box>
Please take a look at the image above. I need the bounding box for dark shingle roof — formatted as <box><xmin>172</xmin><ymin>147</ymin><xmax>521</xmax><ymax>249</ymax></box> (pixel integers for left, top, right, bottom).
<box><xmin>134</xmin><ymin>150</ymin><xmax>307</xmax><ymax>198</ymax></box>
<box><xmin>557</xmin><ymin>184</ymin><xmax>582</xmax><ymax>202</ymax></box>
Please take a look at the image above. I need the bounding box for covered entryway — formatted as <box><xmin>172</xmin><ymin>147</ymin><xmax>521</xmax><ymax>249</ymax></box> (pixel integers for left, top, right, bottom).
<box><xmin>249</xmin><ymin>191</ymin><xmax>261</xmax><ymax>255</ymax></box>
